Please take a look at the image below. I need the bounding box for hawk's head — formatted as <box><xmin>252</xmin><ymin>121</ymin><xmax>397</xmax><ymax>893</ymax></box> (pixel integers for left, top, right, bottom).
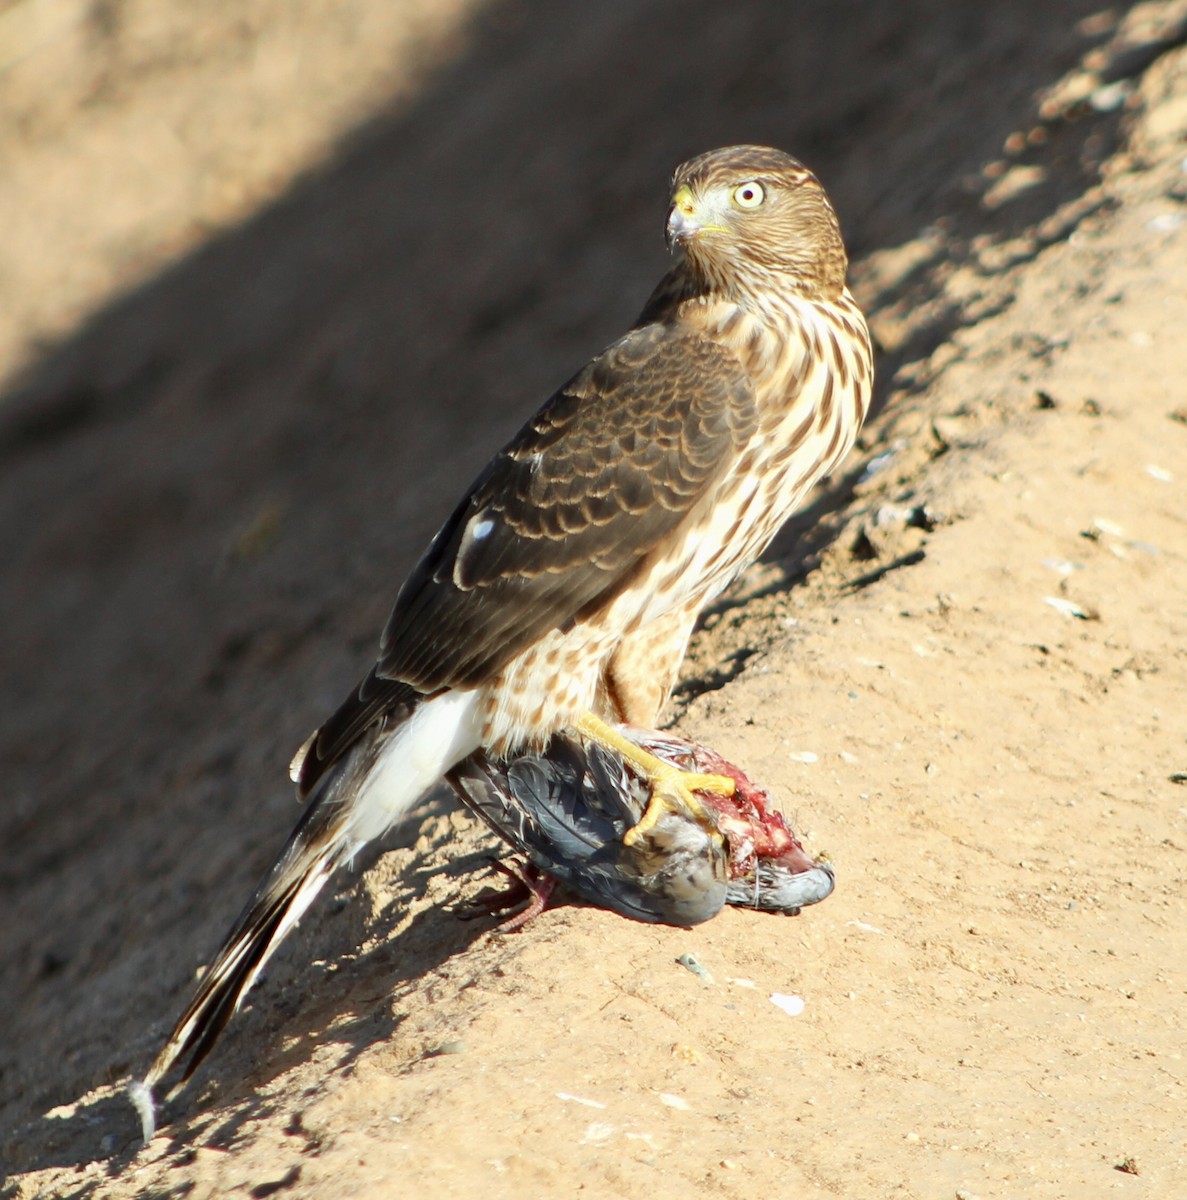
<box><xmin>666</xmin><ymin>145</ymin><xmax>848</xmax><ymax>301</ymax></box>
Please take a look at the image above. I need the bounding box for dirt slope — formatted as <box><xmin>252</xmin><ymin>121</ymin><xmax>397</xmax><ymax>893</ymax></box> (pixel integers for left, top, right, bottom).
<box><xmin>3</xmin><ymin>2</ymin><xmax>1186</xmax><ymax>1198</ymax></box>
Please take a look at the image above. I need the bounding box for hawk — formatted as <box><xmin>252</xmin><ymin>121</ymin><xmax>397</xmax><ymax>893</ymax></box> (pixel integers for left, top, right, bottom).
<box><xmin>132</xmin><ymin>145</ymin><xmax>872</xmax><ymax>1136</ymax></box>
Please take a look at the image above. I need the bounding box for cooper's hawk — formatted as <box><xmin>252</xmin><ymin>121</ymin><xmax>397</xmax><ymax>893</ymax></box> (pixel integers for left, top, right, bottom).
<box><xmin>132</xmin><ymin>145</ymin><xmax>872</xmax><ymax>1137</ymax></box>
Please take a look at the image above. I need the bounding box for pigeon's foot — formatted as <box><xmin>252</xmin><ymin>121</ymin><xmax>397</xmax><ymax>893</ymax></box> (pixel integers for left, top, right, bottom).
<box><xmin>459</xmin><ymin>858</ymin><xmax>557</xmax><ymax>933</ymax></box>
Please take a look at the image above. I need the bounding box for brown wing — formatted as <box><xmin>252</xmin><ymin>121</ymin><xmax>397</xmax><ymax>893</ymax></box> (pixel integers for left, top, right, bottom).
<box><xmin>378</xmin><ymin>322</ymin><xmax>756</xmax><ymax>690</ymax></box>
<box><xmin>294</xmin><ymin>322</ymin><xmax>755</xmax><ymax>796</ymax></box>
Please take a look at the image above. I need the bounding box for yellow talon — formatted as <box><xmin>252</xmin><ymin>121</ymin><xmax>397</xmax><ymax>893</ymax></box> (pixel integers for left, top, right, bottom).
<box><xmin>575</xmin><ymin>713</ymin><xmax>734</xmax><ymax>847</ymax></box>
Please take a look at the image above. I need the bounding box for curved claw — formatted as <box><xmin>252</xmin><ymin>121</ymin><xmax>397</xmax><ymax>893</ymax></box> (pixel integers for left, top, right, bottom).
<box><xmin>576</xmin><ymin>712</ymin><xmax>733</xmax><ymax>849</ymax></box>
<box><xmin>621</xmin><ymin>763</ymin><xmax>735</xmax><ymax>847</ymax></box>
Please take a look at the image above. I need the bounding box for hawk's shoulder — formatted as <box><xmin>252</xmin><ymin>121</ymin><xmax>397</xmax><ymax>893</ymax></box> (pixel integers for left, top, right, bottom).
<box><xmin>376</xmin><ymin>320</ymin><xmax>758</xmax><ymax>692</ymax></box>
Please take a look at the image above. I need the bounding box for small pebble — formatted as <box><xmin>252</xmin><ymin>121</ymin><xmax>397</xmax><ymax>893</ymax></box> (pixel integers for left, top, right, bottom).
<box><xmin>1090</xmin><ymin>80</ymin><xmax>1132</xmax><ymax>112</ymax></box>
<box><xmin>676</xmin><ymin>953</ymin><xmax>714</xmax><ymax>985</ymax></box>
<box><xmin>861</xmin><ymin>447</ymin><xmax>899</xmax><ymax>478</ymax></box>
<box><xmin>1147</xmin><ymin>212</ymin><xmax>1184</xmax><ymax>233</ymax></box>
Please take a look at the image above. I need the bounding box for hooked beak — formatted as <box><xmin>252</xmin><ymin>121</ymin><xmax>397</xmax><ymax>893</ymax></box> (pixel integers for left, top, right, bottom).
<box><xmin>666</xmin><ymin>185</ymin><xmax>701</xmax><ymax>250</ymax></box>
<box><xmin>665</xmin><ymin>183</ymin><xmax>726</xmax><ymax>252</ymax></box>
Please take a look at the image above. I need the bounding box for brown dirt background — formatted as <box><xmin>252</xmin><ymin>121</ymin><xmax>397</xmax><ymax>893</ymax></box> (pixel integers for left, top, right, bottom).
<box><xmin>3</xmin><ymin>2</ymin><xmax>1186</xmax><ymax>1197</ymax></box>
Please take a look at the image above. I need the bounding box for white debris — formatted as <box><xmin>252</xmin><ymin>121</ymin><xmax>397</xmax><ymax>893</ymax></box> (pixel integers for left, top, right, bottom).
<box><xmin>624</xmin><ymin>1131</ymin><xmax>658</xmax><ymax>1147</ymax></box>
<box><xmin>1040</xmin><ymin>557</ymin><xmax>1081</xmax><ymax>575</ymax></box>
<box><xmin>556</xmin><ymin>1092</ymin><xmax>606</xmax><ymax>1109</ymax></box>
<box><xmin>1044</xmin><ymin>596</ymin><xmax>1092</xmax><ymax>620</ymax></box>
<box><xmin>770</xmin><ymin>993</ymin><xmax>806</xmax><ymax>1017</ymax></box>
<box><xmin>579</xmin><ymin>1123</ymin><xmax>617</xmax><ymax>1145</ymax></box>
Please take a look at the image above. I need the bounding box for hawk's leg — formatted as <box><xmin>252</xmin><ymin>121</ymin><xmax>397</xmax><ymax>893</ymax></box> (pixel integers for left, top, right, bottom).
<box><xmin>576</xmin><ymin>712</ymin><xmax>734</xmax><ymax>847</ymax></box>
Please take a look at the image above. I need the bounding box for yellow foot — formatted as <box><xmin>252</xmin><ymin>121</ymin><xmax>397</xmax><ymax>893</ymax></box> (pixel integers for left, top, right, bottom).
<box><xmin>575</xmin><ymin>713</ymin><xmax>735</xmax><ymax>847</ymax></box>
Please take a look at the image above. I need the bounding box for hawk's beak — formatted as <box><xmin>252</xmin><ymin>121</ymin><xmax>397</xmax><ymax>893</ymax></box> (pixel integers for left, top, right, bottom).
<box><xmin>666</xmin><ymin>184</ymin><xmax>725</xmax><ymax>252</ymax></box>
<box><xmin>667</xmin><ymin>186</ymin><xmax>700</xmax><ymax>250</ymax></box>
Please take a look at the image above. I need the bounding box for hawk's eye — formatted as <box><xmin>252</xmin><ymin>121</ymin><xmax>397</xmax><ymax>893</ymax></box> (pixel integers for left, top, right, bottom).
<box><xmin>732</xmin><ymin>181</ymin><xmax>765</xmax><ymax>209</ymax></box>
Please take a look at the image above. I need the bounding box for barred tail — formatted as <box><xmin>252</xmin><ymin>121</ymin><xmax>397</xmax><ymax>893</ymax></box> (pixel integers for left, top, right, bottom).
<box><xmin>131</xmin><ymin>689</ymin><xmax>482</xmax><ymax>1141</ymax></box>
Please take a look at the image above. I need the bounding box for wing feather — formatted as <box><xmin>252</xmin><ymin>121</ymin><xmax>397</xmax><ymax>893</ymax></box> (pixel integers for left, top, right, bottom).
<box><xmin>294</xmin><ymin>321</ymin><xmax>755</xmax><ymax>796</ymax></box>
<box><xmin>378</xmin><ymin>322</ymin><xmax>757</xmax><ymax>691</ymax></box>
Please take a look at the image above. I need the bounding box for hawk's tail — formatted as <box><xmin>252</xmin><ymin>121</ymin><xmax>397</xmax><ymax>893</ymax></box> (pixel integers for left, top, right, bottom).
<box><xmin>131</xmin><ymin>690</ymin><xmax>482</xmax><ymax>1142</ymax></box>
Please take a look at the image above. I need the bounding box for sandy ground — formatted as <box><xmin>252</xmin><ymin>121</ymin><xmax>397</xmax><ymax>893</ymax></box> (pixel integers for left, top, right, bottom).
<box><xmin>3</xmin><ymin>2</ymin><xmax>1187</xmax><ymax>1197</ymax></box>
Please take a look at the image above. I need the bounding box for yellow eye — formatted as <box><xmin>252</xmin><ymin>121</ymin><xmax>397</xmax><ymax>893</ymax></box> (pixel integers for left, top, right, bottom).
<box><xmin>732</xmin><ymin>181</ymin><xmax>765</xmax><ymax>209</ymax></box>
